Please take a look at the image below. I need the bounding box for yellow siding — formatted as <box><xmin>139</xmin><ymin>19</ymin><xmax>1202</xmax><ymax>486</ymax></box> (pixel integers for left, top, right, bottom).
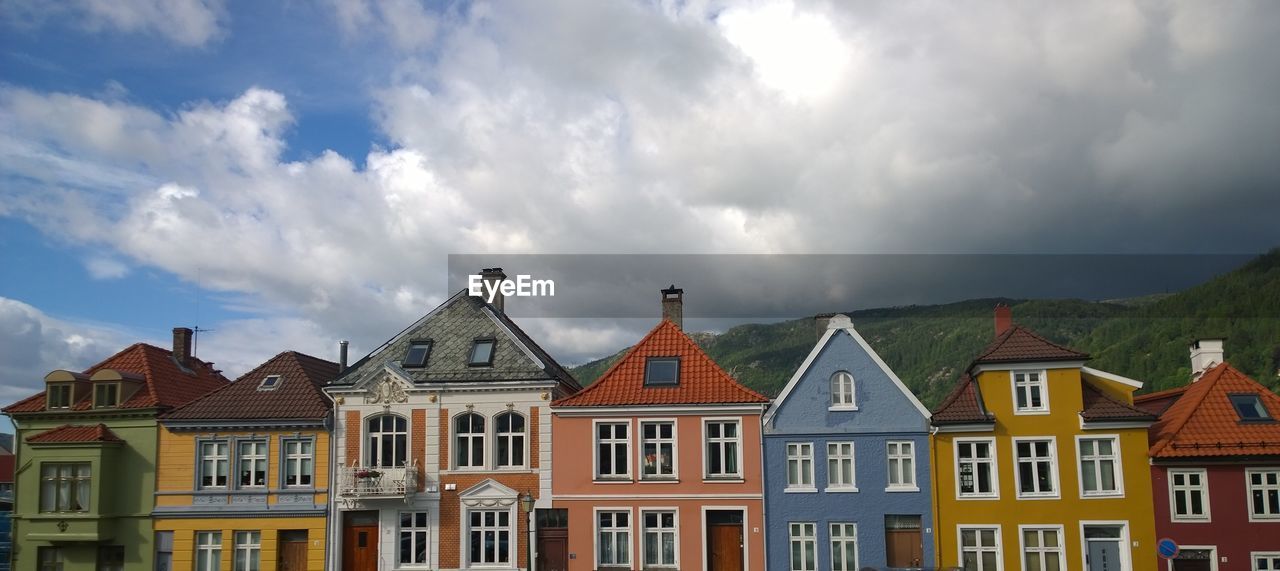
<box><xmin>155</xmin><ymin>517</ymin><xmax>327</xmax><ymax>571</ymax></box>
<box><xmin>156</xmin><ymin>427</ymin><xmax>330</xmax><ymax>497</ymax></box>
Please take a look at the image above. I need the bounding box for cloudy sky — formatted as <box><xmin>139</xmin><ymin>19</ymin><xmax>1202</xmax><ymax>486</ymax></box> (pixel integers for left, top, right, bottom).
<box><xmin>2</xmin><ymin>0</ymin><xmax>1279</xmax><ymax>409</ymax></box>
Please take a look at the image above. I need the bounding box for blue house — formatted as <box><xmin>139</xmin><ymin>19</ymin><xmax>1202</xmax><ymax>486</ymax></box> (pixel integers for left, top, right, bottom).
<box><xmin>763</xmin><ymin>314</ymin><xmax>935</xmax><ymax>571</ymax></box>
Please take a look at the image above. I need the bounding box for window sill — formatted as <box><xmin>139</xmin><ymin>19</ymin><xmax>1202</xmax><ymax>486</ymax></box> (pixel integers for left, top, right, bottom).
<box><xmin>824</xmin><ymin>487</ymin><xmax>859</xmax><ymax>493</ymax></box>
<box><xmin>829</xmin><ymin>405</ymin><xmax>859</xmax><ymax>412</ymax></box>
<box><xmin>593</xmin><ymin>478</ymin><xmax>634</xmax><ymax>484</ymax></box>
<box><xmin>885</xmin><ymin>486</ymin><xmax>920</xmax><ymax>493</ymax></box>
<box><xmin>639</xmin><ymin>478</ymin><xmax>680</xmax><ymax>484</ymax></box>
<box><xmin>1013</xmin><ymin>409</ymin><xmax>1051</xmax><ymax>416</ymax></box>
<box><xmin>956</xmin><ymin>494</ymin><xmax>999</xmax><ymax>500</ymax></box>
<box><xmin>1015</xmin><ymin>493</ymin><xmax>1061</xmax><ymax>500</ymax></box>
<box><xmin>1170</xmin><ymin>516</ymin><xmax>1210</xmax><ymax>523</ymax></box>
<box><xmin>1080</xmin><ymin>492</ymin><xmax>1124</xmax><ymax>499</ymax></box>
<box><xmin>784</xmin><ymin>487</ymin><xmax>818</xmax><ymax>493</ymax></box>
<box><xmin>703</xmin><ymin>477</ymin><xmax>745</xmax><ymax>483</ymax></box>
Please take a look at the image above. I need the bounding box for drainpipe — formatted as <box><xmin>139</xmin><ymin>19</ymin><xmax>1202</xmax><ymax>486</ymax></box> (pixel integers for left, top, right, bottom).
<box><xmin>322</xmin><ymin>390</ymin><xmax>340</xmax><ymax>571</ymax></box>
<box><xmin>929</xmin><ymin>425</ymin><xmax>942</xmax><ymax>567</ymax></box>
<box><xmin>759</xmin><ymin>405</ymin><xmax>770</xmax><ymax>569</ymax></box>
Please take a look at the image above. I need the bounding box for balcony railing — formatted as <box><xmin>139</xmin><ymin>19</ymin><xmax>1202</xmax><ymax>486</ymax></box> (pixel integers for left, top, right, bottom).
<box><xmin>337</xmin><ymin>460</ymin><xmax>419</xmax><ymax>500</ymax></box>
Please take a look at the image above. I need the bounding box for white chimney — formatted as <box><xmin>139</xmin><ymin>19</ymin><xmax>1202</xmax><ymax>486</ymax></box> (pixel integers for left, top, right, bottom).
<box><xmin>1189</xmin><ymin>338</ymin><xmax>1225</xmax><ymax>380</ymax></box>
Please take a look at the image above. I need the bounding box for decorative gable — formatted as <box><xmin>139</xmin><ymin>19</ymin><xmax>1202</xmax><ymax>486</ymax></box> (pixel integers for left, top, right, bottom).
<box><xmin>458</xmin><ymin>478</ymin><xmax>518</xmax><ymax>507</ymax></box>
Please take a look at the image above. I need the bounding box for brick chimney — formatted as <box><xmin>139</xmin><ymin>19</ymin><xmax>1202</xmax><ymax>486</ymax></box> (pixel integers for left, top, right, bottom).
<box><xmin>481</xmin><ymin>267</ymin><xmax>507</xmax><ymax>312</ymax></box>
<box><xmin>994</xmin><ymin>304</ymin><xmax>1012</xmax><ymax>338</ymax></box>
<box><xmin>173</xmin><ymin>327</ymin><xmax>193</xmax><ymax>366</ymax></box>
<box><xmin>1189</xmin><ymin>338</ymin><xmax>1225</xmax><ymax>381</ymax></box>
<box><xmin>814</xmin><ymin>313</ymin><xmax>835</xmax><ymax>340</ymax></box>
<box><xmin>339</xmin><ymin>340</ymin><xmax>349</xmax><ymax>373</ymax></box>
<box><xmin>661</xmin><ymin>285</ymin><xmax>683</xmax><ymax>330</ymax></box>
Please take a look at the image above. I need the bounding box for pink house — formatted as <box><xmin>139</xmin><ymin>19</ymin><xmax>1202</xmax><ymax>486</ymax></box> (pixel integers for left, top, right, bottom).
<box><xmin>550</xmin><ymin>287</ymin><xmax>770</xmax><ymax>571</ymax></box>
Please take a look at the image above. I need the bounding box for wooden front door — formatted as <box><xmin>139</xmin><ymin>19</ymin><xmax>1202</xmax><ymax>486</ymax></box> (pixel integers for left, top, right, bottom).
<box><xmin>343</xmin><ymin>517</ymin><xmax>379</xmax><ymax>571</ymax></box>
<box><xmin>536</xmin><ymin>528</ymin><xmax>568</xmax><ymax>571</ymax></box>
<box><xmin>885</xmin><ymin>515</ymin><xmax>923</xmax><ymax>568</ymax></box>
<box><xmin>708</xmin><ymin>523</ymin><xmax>744</xmax><ymax>571</ymax></box>
<box><xmin>277</xmin><ymin>531</ymin><xmax>307</xmax><ymax>571</ymax></box>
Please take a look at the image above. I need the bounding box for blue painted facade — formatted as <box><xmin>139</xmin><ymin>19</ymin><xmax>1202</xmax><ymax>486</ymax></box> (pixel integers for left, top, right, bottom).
<box><xmin>764</xmin><ymin>317</ymin><xmax>935</xmax><ymax>570</ymax></box>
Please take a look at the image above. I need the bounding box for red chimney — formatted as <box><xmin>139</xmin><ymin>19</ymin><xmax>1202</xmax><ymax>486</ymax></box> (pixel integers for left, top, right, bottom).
<box><xmin>994</xmin><ymin>304</ymin><xmax>1012</xmax><ymax>338</ymax></box>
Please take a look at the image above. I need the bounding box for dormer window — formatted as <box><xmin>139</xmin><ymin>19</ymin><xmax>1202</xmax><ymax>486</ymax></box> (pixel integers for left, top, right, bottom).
<box><xmin>644</xmin><ymin>357</ymin><xmax>680</xmax><ymax>386</ymax></box>
<box><xmin>46</xmin><ymin>384</ymin><xmax>73</xmax><ymax>410</ymax></box>
<box><xmin>1229</xmin><ymin>393</ymin><xmax>1272</xmax><ymax>422</ymax></box>
<box><xmin>257</xmin><ymin>375</ymin><xmax>282</xmax><ymax>391</ymax></box>
<box><xmin>468</xmin><ymin>339</ymin><xmax>496</xmax><ymax>367</ymax></box>
<box><xmin>93</xmin><ymin>383</ymin><xmax>119</xmax><ymax>408</ymax></box>
<box><xmin>404</xmin><ymin>341</ymin><xmax>432</xmax><ymax>368</ymax></box>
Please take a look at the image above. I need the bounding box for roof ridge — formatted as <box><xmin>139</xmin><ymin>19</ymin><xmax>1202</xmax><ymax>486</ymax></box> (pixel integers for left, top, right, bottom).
<box><xmin>1081</xmin><ymin>381</ymin><xmax>1153</xmax><ymax>417</ymax></box>
<box><xmin>1149</xmin><ymin>363</ymin><xmax>1226</xmax><ymax>456</ymax></box>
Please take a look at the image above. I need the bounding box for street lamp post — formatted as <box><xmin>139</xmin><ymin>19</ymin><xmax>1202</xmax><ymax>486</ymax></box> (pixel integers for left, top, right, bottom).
<box><xmin>519</xmin><ymin>491</ymin><xmax>536</xmax><ymax>571</ymax></box>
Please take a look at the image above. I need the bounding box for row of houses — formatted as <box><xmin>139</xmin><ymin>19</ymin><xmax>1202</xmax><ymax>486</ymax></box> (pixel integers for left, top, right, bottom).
<box><xmin>3</xmin><ymin>270</ymin><xmax>1278</xmax><ymax>571</ymax></box>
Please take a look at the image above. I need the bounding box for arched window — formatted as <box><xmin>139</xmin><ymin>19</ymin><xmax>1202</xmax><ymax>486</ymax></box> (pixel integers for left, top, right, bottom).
<box><xmin>456</xmin><ymin>413</ymin><xmax>486</xmax><ymax>468</ymax></box>
<box><xmin>831</xmin><ymin>371</ymin><xmax>855</xmax><ymax>408</ymax></box>
<box><xmin>495</xmin><ymin>412</ymin><xmax>526</xmax><ymax>468</ymax></box>
<box><xmin>367</xmin><ymin>415</ymin><xmax>407</xmax><ymax>467</ymax></box>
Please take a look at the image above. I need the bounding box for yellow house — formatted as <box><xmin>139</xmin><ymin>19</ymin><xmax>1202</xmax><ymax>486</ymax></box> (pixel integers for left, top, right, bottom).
<box><xmin>931</xmin><ymin>308</ymin><xmax>1158</xmax><ymax>571</ymax></box>
<box><xmin>155</xmin><ymin>351</ymin><xmax>338</xmax><ymax>571</ymax></box>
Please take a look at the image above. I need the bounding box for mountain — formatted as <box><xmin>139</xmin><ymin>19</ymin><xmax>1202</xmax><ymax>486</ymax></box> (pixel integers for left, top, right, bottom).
<box><xmin>568</xmin><ymin>250</ymin><xmax>1280</xmax><ymax>407</ymax></box>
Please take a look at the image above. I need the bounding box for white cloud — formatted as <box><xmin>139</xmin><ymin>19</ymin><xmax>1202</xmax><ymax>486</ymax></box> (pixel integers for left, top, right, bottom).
<box><xmin>328</xmin><ymin>0</ymin><xmax>438</xmax><ymax>52</ymax></box>
<box><xmin>84</xmin><ymin>256</ymin><xmax>130</xmax><ymax>280</ymax></box>
<box><xmin>0</xmin><ymin>297</ymin><xmax>135</xmax><ymax>403</ymax></box>
<box><xmin>3</xmin><ymin>0</ymin><xmax>227</xmax><ymax>47</ymax></box>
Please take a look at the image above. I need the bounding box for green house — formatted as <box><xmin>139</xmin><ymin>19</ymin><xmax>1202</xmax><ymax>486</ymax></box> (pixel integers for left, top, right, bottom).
<box><xmin>1</xmin><ymin>328</ymin><xmax>226</xmax><ymax>570</ymax></box>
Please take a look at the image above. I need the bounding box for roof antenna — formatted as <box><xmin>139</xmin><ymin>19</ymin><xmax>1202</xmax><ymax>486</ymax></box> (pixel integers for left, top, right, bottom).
<box><xmin>191</xmin><ymin>265</ymin><xmax>213</xmax><ymax>357</ymax></box>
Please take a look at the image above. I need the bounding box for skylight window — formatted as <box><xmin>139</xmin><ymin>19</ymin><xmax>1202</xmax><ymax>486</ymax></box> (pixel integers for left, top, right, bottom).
<box><xmin>257</xmin><ymin>375</ymin><xmax>282</xmax><ymax>391</ymax></box>
<box><xmin>404</xmin><ymin>341</ymin><xmax>432</xmax><ymax>368</ymax></box>
<box><xmin>1229</xmin><ymin>393</ymin><xmax>1272</xmax><ymax>421</ymax></box>
<box><xmin>469</xmin><ymin>339</ymin><xmax>496</xmax><ymax>366</ymax></box>
<box><xmin>644</xmin><ymin>357</ymin><xmax>680</xmax><ymax>386</ymax></box>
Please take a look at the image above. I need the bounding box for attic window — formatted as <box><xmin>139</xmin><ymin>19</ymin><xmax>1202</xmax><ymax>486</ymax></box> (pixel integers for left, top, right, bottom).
<box><xmin>46</xmin><ymin>384</ymin><xmax>73</xmax><ymax>410</ymax></box>
<box><xmin>1229</xmin><ymin>393</ymin><xmax>1272</xmax><ymax>422</ymax></box>
<box><xmin>469</xmin><ymin>339</ymin><xmax>496</xmax><ymax>366</ymax></box>
<box><xmin>644</xmin><ymin>357</ymin><xmax>680</xmax><ymax>386</ymax></box>
<box><xmin>93</xmin><ymin>383</ymin><xmax>119</xmax><ymax>408</ymax></box>
<box><xmin>258</xmin><ymin>375</ymin><xmax>282</xmax><ymax>391</ymax></box>
<box><xmin>404</xmin><ymin>341</ymin><xmax>432</xmax><ymax>368</ymax></box>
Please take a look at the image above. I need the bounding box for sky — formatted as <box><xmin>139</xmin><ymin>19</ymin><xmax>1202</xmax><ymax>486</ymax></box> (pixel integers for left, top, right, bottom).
<box><xmin>2</xmin><ymin>0</ymin><xmax>1280</xmax><ymax>415</ymax></box>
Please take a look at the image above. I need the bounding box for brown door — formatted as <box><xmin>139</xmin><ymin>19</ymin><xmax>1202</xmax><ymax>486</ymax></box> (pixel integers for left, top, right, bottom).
<box><xmin>343</xmin><ymin>522</ymin><xmax>379</xmax><ymax>571</ymax></box>
<box><xmin>278</xmin><ymin>530</ymin><xmax>307</xmax><ymax>571</ymax></box>
<box><xmin>536</xmin><ymin>529</ymin><xmax>568</xmax><ymax>571</ymax></box>
<box><xmin>885</xmin><ymin>515</ymin><xmax>923</xmax><ymax>567</ymax></box>
<box><xmin>1173</xmin><ymin>555</ymin><xmax>1212</xmax><ymax>571</ymax></box>
<box><xmin>708</xmin><ymin>523</ymin><xmax>745</xmax><ymax>571</ymax></box>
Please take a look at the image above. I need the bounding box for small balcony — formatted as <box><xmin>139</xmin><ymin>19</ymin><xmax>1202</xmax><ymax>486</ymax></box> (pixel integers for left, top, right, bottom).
<box><xmin>337</xmin><ymin>460</ymin><xmax>420</xmax><ymax>500</ymax></box>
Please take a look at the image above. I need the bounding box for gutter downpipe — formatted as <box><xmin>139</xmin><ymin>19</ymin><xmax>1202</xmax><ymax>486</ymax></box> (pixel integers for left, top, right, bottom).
<box><xmin>759</xmin><ymin>402</ymin><xmax>771</xmax><ymax>569</ymax></box>
<box><xmin>929</xmin><ymin>424</ymin><xmax>942</xmax><ymax>567</ymax></box>
<box><xmin>322</xmin><ymin>390</ymin><xmax>339</xmax><ymax>571</ymax></box>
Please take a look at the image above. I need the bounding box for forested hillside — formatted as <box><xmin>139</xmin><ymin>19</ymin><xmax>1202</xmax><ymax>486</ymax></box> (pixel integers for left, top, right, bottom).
<box><xmin>569</xmin><ymin>250</ymin><xmax>1280</xmax><ymax>407</ymax></box>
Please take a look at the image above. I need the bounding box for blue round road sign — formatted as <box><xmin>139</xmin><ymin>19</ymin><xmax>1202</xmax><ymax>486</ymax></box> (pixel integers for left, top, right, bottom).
<box><xmin>1158</xmin><ymin>538</ymin><xmax>1180</xmax><ymax>559</ymax></box>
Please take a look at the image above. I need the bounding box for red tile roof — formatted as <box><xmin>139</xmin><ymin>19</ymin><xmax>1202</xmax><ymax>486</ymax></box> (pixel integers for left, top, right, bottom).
<box><xmin>1133</xmin><ymin>386</ymin><xmax>1187</xmax><ymax>416</ymax></box>
<box><xmin>972</xmin><ymin>325</ymin><xmax>1088</xmax><ymax>365</ymax></box>
<box><xmin>26</xmin><ymin>424</ymin><xmax>122</xmax><ymax>444</ymax></box>
<box><xmin>931</xmin><ymin>374</ymin><xmax>994</xmax><ymax>425</ymax></box>
<box><xmin>553</xmin><ymin>319</ymin><xmax>769</xmax><ymax>407</ymax></box>
<box><xmin>3</xmin><ymin>343</ymin><xmax>228</xmax><ymax>414</ymax></box>
<box><xmin>1149</xmin><ymin>363</ymin><xmax>1280</xmax><ymax>458</ymax></box>
<box><xmin>163</xmin><ymin>351</ymin><xmax>337</xmax><ymax>421</ymax></box>
<box><xmin>1080</xmin><ymin>383</ymin><xmax>1157</xmax><ymax>422</ymax></box>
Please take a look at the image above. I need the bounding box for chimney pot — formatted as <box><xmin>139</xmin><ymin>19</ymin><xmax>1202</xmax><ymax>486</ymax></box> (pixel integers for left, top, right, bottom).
<box><xmin>339</xmin><ymin>340</ymin><xmax>349</xmax><ymax>373</ymax></box>
<box><xmin>172</xmin><ymin>327</ymin><xmax>193</xmax><ymax>366</ymax></box>
<box><xmin>1189</xmin><ymin>338</ymin><xmax>1225</xmax><ymax>381</ymax></box>
<box><xmin>480</xmin><ymin>267</ymin><xmax>507</xmax><ymax>312</ymax></box>
<box><xmin>661</xmin><ymin>285</ymin><xmax>684</xmax><ymax>330</ymax></box>
<box><xmin>994</xmin><ymin>304</ymin><xmax>1013</xmax><ymax>338</ymax></box>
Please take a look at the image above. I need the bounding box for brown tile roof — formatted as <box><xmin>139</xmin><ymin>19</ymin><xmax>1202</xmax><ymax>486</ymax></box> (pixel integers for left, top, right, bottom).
<box><xmin>972</xmin><ymin>325</ymin><xmax>1089</xmax><ymax>366</ymax></box>
<box><xmin>1080</xmin><ymin>383</ymin><xmax>1157</xmax><ymax>422</ymax></box>
<box><xmin>931</xmin><ymin>374</ymin><xmax>994</xmax><ymax>425</ymax></box>
<box><xmin>1149</xmin><ymin>363</ymin><xmax>1280</xmax><ymax>458</ymax></box>
<box><xmin>3</xmin><ymin>343</ymin><xmax>229</xmax><ymax>414</ymax></box>
<box><xmin>163</xmin><ymin>351</ymin><xmax>337</xmax><ymax>421</ymax></box>
<box><xmin>1133</xmin><ymin>386</ymin><xmax>1187</xmax><ymax>416</ymax></box>
<box><xmin>27</xmin><ymin>424</ymin><xmax>122</xmax><ymax>444</ymax></box>
<box><xmin>553</xmin><ymin>319</ymin><xmax>769</xmax><ymax>407</ymax></box>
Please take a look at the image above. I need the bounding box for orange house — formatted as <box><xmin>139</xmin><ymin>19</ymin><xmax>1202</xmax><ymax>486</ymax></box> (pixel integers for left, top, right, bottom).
<box><xmin>550</xmin><ymin>287</ymin><xmax>770</xmax><ymax>571</ymax></box>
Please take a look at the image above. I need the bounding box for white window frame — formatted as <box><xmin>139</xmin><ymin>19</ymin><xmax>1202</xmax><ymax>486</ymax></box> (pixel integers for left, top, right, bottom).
<box><xmin>232</xmin><ymin>531</ymin><xmax>260</xmax><ymax>571</ymax></box>
<box><xmin>641</xmin><ymin>508</ymin><xmax>680</xmax><ymax>569</ymax></box>
<box><xmin>1018</xmin><ymin>525</ymin><xmax>1065</xmax><ymax>571</ymax></box>
<box><xmin>703</xmin><ymin>417</ymin><xmax>743</xmax><ymax>480</ymax></box>
<box><xmin>195</xmin><ymin>531</ymin><xmax>222</xmax><ymax>571</ymax></box>
<box><xmin>466</xmin><ymin>507</ymin><xmax>514</xmax><ymax>566</ymax></box>
<box><xmin>594</xmin><ymin>508</ymin><xmax>633</xmax><ymax>568</ymax></box>
<box><xmin>1076</xmin><ymin>521</ymin><xmax>1132</xmax><ymax>571</ymax></box>
<box><xmin>1246</xmin><ymin>468</ymin><xmax>1280</xmax><ymax>521</ymax></box>
<box><xmin>1013</xmin><ymin>437</ymin><xmax>1060</xmax><ymax>499</ymax></box>
<box><xmin>1011</xmin><ymin>370</ymin><xmax>1049</xmax><ymax>415</ymax></box>
<box><xmin>640</xmin><ymin>419</ymin><xmax>678</xmax><ymax>480</ymax></box>
<box><xmin>957</xmin><ymin>525</ymin><xmax>1003</xmax><ymax>571</ymax></box>
<box><xmin>830</xmin><ymin>522</ymin><xmax>860</xmax><ymax>571</ymax></box>
<box><xmin>1169</xmin><ymin>469</ymin><xmax>1211</xmax><ymax>521</ymax></box>
<box><xmin>826</xmin><ymin>441</ymin><xmax>857</xmax><ymax>492</ymax></box>
<box><xmin>367</xmin><ymin>414</ymin><xmax>409</xmax><ymax>468</ymax></box>
<box><xmin>594</xmin><ymin>419</ymin><xmax>632</xmax><ymax>480</ymax></box>
<box><xmin>454</xmin><ymin>412</ymin><xmax>487</xmax><ymax>470</ymax></box>
<box><xmin>830</xmin><ymin>371</ymin><xmax>857</xmax><ymax>410</ymax></box>
<box><xmin>236</xmin><ymin>439</ymin><xmax>268</xmax><ymax>489</ymax></box>
<box><xmin>1252</xmin><ymin>552</ymin><xmax>1280</xmax><ymax>571</ymax></box>
<box><xmin>1165</xmin><ymin>547</ymin><xmax>1217</xmax><ymax>571</ymax></box>
<box><xmin>1076</xmin><ymin>435</ymin><xmax>1124</xmax><ymax>498</ymax></box>
<box><xmin>399</xmin><ymin>511</ymin><xmax>431</xmax><ymax>565</ymax></box>
<box><xmin>886</xmin><ymin>440</ymin><xmax>918</xmax><ymax>491</ymax></box>
<box><xmin>494</xmin><ymin>411</ymin><xmax>527</xmax><ymax>469</ymax></box>
<box><xmin>786</xmin><ymin>442</ymin><xmax>816</xmax><ymax>491</ymax></box>
<box><xmin>789</xmin><ymin>522</ymin><xmax>818</xmax><ymax>571</ymax></box>
<box><xmin>282</xmin><ymin>438</ymin><xmax>314</xmax><ymax>488</ymax></box>
<box><xmin>198</xmin><ymin>440</ymin><xmax>229</xmax><ymax>489</ymax></box>
<box><xmin>955</xmin><ymin>437</ymin><xmax>999</xmax><ymax>499</ymax></box>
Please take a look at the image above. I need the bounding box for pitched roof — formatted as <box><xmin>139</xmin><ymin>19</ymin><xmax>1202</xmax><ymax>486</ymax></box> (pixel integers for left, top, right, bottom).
<box><xmin>553</xmin><ymin>319</ymin><xmax>769</xmax><ymax>407</ymax></box>
<box><xmin>972</xmin><ymin>325</ymin><xmax>1089</xmax><ymax>366</ymax></box>
<box><xmin>1133</xmin><ymin>386</ymin><xmax>1187</xmax><ymax>416</ymax></box>
<box><xmin>931</xmin><ymin>374</ymin><xmax>994</xmax><ymax>425</ymax></box>
<box><xmin>1080</xmin><ymin>383</ymin><xmax>1157</xmax><ymax>422</ymax></box>
<box><xmin>163</xmin><ymin>351</ymin><xmax>337</xmax><ymax>421</ymax></box>
<box><xmin>26</xmin><ymin>424</ymin><xmax>122</xmax><ymax>444</ymax></box>
<box><xmin>3</xmin><ymin>343</ymin><xmax>229</xmax><ymax>414</ymax></box>
<box><xmin>1149</xmin><ymin>363</ymin><xmax>1280</xmax><ymax>458</ymax></box>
